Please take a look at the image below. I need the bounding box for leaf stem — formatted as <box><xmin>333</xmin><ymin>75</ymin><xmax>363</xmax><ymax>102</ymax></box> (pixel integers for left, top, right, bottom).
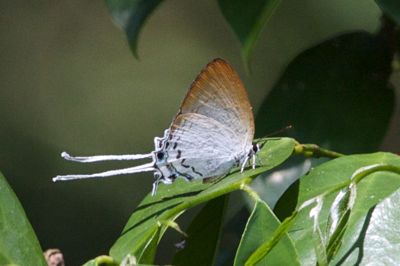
<box><xmin>294</xmin><ymin>143</ymin><xmax>344</xmax><ymax>158</ymax></box>
<box><xmin>240</xmin><ymin>183</ymin><xmax>261</xmax><ymax>202</ymax></box>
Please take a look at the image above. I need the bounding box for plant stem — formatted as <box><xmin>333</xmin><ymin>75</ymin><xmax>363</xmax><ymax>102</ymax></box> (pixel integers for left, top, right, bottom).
<box><xmin>294</xmin><ymin>143</ymin><xmax>344</xmax><ymax>158</ymax></box>
<box><xmin>240</xmin><ymin>183</ymin><xmax>261</xmax><ymax>202</ymax></box>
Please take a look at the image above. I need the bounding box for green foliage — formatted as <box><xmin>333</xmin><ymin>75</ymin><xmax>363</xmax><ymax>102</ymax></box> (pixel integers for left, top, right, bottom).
<box><xmin>104</xmin><ymin>138</ymin><xmax>399</xmax><ymax>265</ymax></box>
<box><xmin>234</xmin><ymin>200</ymin><xmax>299</xmax><ymax>265</ymax></box>
<box><xmin>376</xmin><ymin>0</ymin><xmax>400</xmax><ymax>24</ymax></box>
<box><xmin>82</xmin><ymin>255</ymin><xmax>119</xmax><ymax>266</ymax></box>
<box><xmin>290</xmin><ymin>153</ymin><xmax>400</xmax><ymax>265</ymax></box>
<box><xmin>217</xmin><ymin>0</ymin><xmax>282</xmax><ymax>67</ymax></box>
<box><xmin>3</xmin><ymin>135</ymin><xmax>400</xmax><ymax>265</ymax></box>
<box><xmin>172</xmin><ymin>195</ymin><xmax>228</xmax><ymax>265</ymax></box>
<box><xmin>0</xmin><ymin>172</ymin><xmax>46</xmax><ymax>265</ymax></box>
<box><xmin>255</xmin><ymin>31</ymin><xmax>395</xmax><ymax>154</ymax></box>
<box><xmin>105</xmin><ymin>0</ymin><xmax>164</xmax><ymax>57</ymax></box>
<box><xmin>105</xmin><ymin>0</ymin><xmax>282</xmax><ymax>65</ymax></box>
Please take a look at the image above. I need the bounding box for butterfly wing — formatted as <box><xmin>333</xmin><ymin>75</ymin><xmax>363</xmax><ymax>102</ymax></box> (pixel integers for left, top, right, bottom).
<box><xmin>163</xmin><ymin>113</ymin><xmax>244</xmax><ymax>180</ymax></box>
<box><xmin>155</xmin><ymin>59</ymin><xmax>255</xmax><ymax>183</ymax></box>
<box><xmin>177</xmin><ymin>58</ymin><xmax>254</xmax><ymax>149</ymax></box>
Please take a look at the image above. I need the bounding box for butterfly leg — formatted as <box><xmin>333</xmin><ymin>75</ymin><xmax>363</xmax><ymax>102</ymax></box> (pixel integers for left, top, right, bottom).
<box><xmin>252</xmin><ymin>153</ymin><xmax>256</xmax><ymax>169</ymax></box>
<box><xmin>152</xmin><ymin>172</ymin><xmax>163</xmax><ymax>196</ymax></box>
<box><xmin>152</xmin><ymin>171</ymin><xmax>175</xmax><ymax>196</ymax></box>
<box><xmin>251</xmin><ymin>144</ymin><xmax>259</xmax><ymax>169</ymax></box>
<box><xmin>240</xmin><ymin>156</ymin><xmax>250</xmax><ymax>173</ymax></box>
<box><xmin>151</xmin><ymin>179</ymin><xmax>160</xmax><ymax>196</ymax></box>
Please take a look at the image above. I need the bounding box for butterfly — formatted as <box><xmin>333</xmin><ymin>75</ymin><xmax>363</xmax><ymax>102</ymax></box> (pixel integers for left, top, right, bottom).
<box><xmin>53</xmin><ymin>58</ymin><xmax>258</xmax><ymax>195</ymax></box>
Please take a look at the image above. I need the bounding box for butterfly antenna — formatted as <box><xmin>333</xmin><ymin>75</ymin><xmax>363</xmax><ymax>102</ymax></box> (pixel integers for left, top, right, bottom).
<box><xmin>61</xmin><ymin>151</ymin><xmax>153</xmax><ymax>163</ymax></box>
<box><xmin>254</xmin><ymin>125</ymin><xmax>294</xmax><ymax>143</ymax></box>
<box><xmin>266</xmin><ymin>125</ymin><xmax>293</xmax><ymax>137</ymax></box>
<box><xmin>52</xmin><ymin>162</ymin><xmax>155</xmax><ymax>182</ymax></box>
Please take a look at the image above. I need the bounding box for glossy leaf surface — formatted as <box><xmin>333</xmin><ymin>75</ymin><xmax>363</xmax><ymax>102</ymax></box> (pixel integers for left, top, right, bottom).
<box><xmin>0</xmin><ymin>172</ymin><xmax>45</xmax><ymax>265</ymax></box>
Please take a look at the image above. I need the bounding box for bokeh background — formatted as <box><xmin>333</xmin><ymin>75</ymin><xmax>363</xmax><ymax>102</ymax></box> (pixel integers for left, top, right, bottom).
<box><xmin>0</xmin><ymin>0</ymin><xmax>398</xmax><ymax>265</ymax></box>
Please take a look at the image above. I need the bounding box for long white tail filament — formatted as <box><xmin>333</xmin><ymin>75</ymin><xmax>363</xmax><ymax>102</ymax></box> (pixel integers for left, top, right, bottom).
<box><xmin>52</xmin><ymin>151</ymin><xmax>155</xmax><ymax>182</ymax></box>
<box><xmin>52</xmin><ymin>162</ymin><xmax>155</xmax><ymax>182</ymax></box>
<box><xmin>61</xmin><ymin>151</ymin><xmax>152</xmax><ymax>163</ymax></box>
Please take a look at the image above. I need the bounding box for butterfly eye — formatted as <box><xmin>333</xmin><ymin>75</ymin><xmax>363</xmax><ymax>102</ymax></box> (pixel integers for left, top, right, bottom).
<box><xmin>157</xmin><ymin>151</ymin><xmax>165</xmax><ymax>161</ymax></box>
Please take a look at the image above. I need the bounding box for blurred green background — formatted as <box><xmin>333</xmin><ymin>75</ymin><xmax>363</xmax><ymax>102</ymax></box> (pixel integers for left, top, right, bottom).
<box><xmin>0</xmin><ymin>0</ymin><xmax>398</xmax><ymax>264</ymax></box>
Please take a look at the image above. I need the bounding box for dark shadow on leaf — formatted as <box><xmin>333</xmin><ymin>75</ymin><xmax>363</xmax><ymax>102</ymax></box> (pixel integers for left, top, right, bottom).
<box><xmin>336</xmin><ymin>205</ymin><xmax>376</xmax><ymax>265</ymax></box>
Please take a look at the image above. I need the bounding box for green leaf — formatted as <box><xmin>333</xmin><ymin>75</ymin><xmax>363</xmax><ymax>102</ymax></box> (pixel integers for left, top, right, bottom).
<box><xmin>290</xmin><ymin>152</ymin><xmax>400</xmax><ymax>265</ymax></box>
<box><xmin>256</xmin><ymin>31</ymin><xmax>395</xmax><ymax>153</ymax></box>
<box><xmin>109</xmin><ymin>138</ymin><xmax>295</xmax><ymax>262</ymax></box>
<box><xmin>0</xmin><ymin>172</ymin><xmax>46</xmax><ymax>265</ymax></box>
<box><xmin>344</xmin><ymin>188</ymin><xmax>400</xmax><ymax>264</ymax></box>
<box><xmin>234</xmin><ymin>200</ymin><xmax>299</xmax><ymax>266</ymax></box>
<box><xmin>217</xmin><ymin>0</ymin><xmax>282</xmax><ymax>67</ymax></box>
<box><xmin>255</xmin><ymin>137</ymin><xmax>295</xmax><ymax>167</ymax></box>
<box><xmin>375</xmin><ymin>0</ymin><xmax>400</xmax><ymax>24</ymax></box>
<box><xmin>82</xmin><ymin>255</ymin><xmax>119</xmax><ymax>266</ymax></box>
<box><xmin>173</xmin><ymin>195</ymin><xmax>228</xmax><ymax>265</ymax></box>
<box><xmin>105</xmin><ymin>0</ymin><xmax>164</xmax><ymax>57</ymax></box>
<box><xmin>137</xmin><ymin>226</ymin><xmax>161</xmax><ymax>264</ymax></box>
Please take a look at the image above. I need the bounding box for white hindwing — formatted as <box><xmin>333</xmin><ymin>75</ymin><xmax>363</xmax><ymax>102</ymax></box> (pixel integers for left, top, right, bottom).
<box><xmin>163</xmin><ymin>113</ymin><xmax>249</xmax><ymax>180</ymax></box>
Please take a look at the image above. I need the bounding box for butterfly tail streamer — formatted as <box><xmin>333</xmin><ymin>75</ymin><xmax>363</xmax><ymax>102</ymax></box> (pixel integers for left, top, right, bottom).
<box><xmin>61</xmin><ymin>151</ymin><xmax>153</xmax><ymax>163</ymax></box>
<box><xmin>52</xmin><ymin>162</ymin><xmax>156</xmax><ymax>182</ymax></box>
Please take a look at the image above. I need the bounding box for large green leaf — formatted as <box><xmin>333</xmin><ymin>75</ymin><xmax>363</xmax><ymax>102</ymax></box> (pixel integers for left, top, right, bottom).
<box><xmin>109</xmin><ymin>138</ymin><xmax>295</xmax><ymax>262</ymax></box>
<box><xmin>217</xmin><ymin>0</ymin><xmax>282</xmax><ymax>66</ymax></box>
<box><xmin>375</xmin><ymin>0</ymin><xmax>400</xmax><ymax>24</ymax></box>
<box><xmin>172</xmin><ymin>195</ymin><xmax>228</xmax><ymax>265</ymax></box>
<box><xmin>105</xmin><ymin>0</ymin><xmax>164</xmax><ymax>57</ymax></box>
<box><xmin>289</xmin><ymin>152</ymin><xmax>400</xmax><ymax>265</ymax></box>
<box><xmin>344</xmin><ymin>188</ymin><xmax>400</xmax><ymax>265</ymax></box>
<box><xmin>256</xmin><ymin>31</ymin><xmax>395</xmax><ymax>154</ymax></box>
<box><xmin>234</xmin><ymin>200</ymin><xmax>299</xmax><ymax>266</ymax></box>
<box><xmin>0</xmin><ymin>172</ymin><xmax>46</xmax><ymax>265</ymax></box>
